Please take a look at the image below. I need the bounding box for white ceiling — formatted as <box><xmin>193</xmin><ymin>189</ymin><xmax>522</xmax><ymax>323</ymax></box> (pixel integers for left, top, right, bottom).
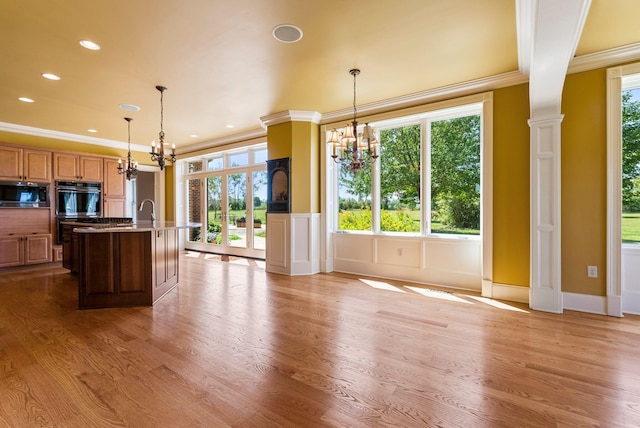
<box><xmin>1</xmin><ymin>0</ymin><xmax>640</xmax><ymax>153</ymax></box>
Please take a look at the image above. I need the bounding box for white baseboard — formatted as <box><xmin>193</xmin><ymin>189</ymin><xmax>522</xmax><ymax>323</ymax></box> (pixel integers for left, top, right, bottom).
<box><xmin>562</xmin><ymin>292</ymin><xmax>607</xmax><ymax>315</ymax></box>
<box><xmin>484</xmin><ymin>282</ymin><xmax>530</xmax><ymax>304</ymax></box>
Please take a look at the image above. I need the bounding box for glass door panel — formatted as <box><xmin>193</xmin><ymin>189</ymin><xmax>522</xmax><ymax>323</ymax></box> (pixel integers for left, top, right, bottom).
<box><xmin>207</xmin><ymin>176</ymin><xmax>222</xmax><ymax>246</ymax></box>
<box><xmin>227</xmin><ymin>172</ymin><xmax>247</xmax><ymax>249</ymax></box>
<box><xmin>187</xmin><ymin>178</ymin><xmax>202</xmax><ymax>242</ymax></box>
<box><xmin>252</xmin><ymin>170</ymin><xmax>267</xmax><ymax>250</ymax></box>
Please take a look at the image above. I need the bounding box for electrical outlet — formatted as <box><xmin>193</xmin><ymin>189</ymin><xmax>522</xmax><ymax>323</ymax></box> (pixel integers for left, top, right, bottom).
<box><xmin>587</xmin><ymin>265</ymin><xmax>598</xmax><ymax>278</ymax></box>
<box><xmin>397</xmin><ymin>248</ymin><xmax>403</xmax><ymax>256</ymax></box>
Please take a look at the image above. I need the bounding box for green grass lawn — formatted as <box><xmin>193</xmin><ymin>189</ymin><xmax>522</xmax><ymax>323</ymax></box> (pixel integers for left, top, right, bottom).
<box><xmin>623</xmin><ymin>212</ymin><xmax>640</xmax><ymax>243</ymax></box>
<box><xmin>207</xmin><ymin>208</ymin><xmax>267</xmax><ymax>223</ymax></box>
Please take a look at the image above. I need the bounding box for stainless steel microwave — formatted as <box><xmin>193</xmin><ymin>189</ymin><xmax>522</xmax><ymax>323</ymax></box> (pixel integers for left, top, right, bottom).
<box><xmin>0</xmin><ymin>181</ymin><xmax>50</xmax><ymax>207</ymax></box>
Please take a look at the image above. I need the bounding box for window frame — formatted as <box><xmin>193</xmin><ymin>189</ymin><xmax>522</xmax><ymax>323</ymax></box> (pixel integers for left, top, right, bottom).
<box><xmin>332</xmin><ymin>101</ymin><xmax>483</xmax><ymax>239</ymax></box>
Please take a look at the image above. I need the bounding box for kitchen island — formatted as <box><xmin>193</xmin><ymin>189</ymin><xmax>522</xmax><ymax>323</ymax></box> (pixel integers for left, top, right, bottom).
<box><xmin>73</xmin><ymin>222</ymin><xmax>195</xmax><ymax>309</ymax></box>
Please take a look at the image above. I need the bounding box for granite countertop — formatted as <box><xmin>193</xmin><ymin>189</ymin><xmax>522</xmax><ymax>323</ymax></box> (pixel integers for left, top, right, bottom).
<box><xmin>72</xmin><ymin>221</ymin><xmax>201</xmax><ymax>233</ymax></box>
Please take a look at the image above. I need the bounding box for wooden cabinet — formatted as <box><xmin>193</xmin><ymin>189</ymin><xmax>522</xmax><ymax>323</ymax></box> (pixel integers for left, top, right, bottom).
<box><xmin>77</xmin><ymin>228</ymin><xmax>179</xmax><ymax>309</ymax></box>
<box><xmin>104</xmin><ymin>199</ymin><xmax>126</xmax><ymax>217</ymax></box>
<box><xmin>53</xmin><ymin>153</ymin><xmax>103</xmax><ymax>182</ymax></box>
<box><xmin>103</xmin><ymin>159</ymin><xmax>127</xmax><ymax>217</ymax></box>
<box><xmin>53</xmin><ymin>245</ymin><xmax>63</xmax><ymax>262</ymax></box>
<box><xmin>0</xmin><ymin>209</ymin><xmax>52</xmax><ymax>268</ymax></box>
<box><xmin>103</xmin><ymin>159</ymin><xmax>126</xmax><ymax>198</ymax></box>
<box><xmin>153</xmin><ymin>228</ymin><xmax>178</xmax><ymax>300</ymax></box>
<box><xmin>0</xmin><ymin>145</ymin><xmax>51</xmax><ymax>182</ymax></box>
<box><xmin>0</xmin><ymin>234</ymin><xmax>52</xmax><ymax>267</ymax></box>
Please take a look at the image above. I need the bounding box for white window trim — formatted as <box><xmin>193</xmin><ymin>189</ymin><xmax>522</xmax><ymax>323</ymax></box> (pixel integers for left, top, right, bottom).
<box><xmin>322</xmin><ymin>91</ymin><xmax>493</xmax><ymax>292</ymax></box>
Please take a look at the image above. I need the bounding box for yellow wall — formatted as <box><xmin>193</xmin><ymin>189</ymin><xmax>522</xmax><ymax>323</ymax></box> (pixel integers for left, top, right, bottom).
<box><xmin>164</xmin><ymin>165</ymin><xmax>175</xmax><ymax>221</ymax></box>
<box><xmin>561</xmin><ymin>68</ymin><xmax>608</xmax><ymax>295</ymax></box>
<box><xmin>266</xmin><ymin>121</ymin><xmax>320</xmax><ymax>213</ymax></box>
<box><xmin>492</xmin><ymin>83</ymin><xmax>531</xmax><ymax>287</ymax></box>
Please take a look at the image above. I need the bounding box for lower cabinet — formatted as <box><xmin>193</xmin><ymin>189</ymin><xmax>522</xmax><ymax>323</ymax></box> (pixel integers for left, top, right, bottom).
<box><xmin>78</xmin><ymin>229</ymin><xmax>179</xmax><ymax>309</ymax></box>
<box><xmin>0</xmin><ymin>234</ymin><xmax>52</xmax><ymax>268</ymax></box>
<box><xmin>153</xmin><ymin>228</ymin><xmax>179</xmax><ymax>302</ymax></box>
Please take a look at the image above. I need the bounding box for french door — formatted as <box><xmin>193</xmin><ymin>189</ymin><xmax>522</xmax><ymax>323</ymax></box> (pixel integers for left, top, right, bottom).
<box><xmin>185</xmin><ymin>168</ymin><xmax>267</xmax><ymax>259</ymax></box>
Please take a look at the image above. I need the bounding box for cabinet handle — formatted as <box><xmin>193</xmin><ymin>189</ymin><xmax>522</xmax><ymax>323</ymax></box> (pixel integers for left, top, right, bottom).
<box><xmin>8</xmin><ymin>233</ymin><xmax>14</xmax><ymax>236</ymax></box>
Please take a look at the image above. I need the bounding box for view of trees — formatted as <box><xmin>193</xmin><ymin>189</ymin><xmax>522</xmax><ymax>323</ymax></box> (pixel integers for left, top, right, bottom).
<box><xmin>623</xmin><ymin>91</ymin><xmax>640</xmax><ymax>212</ymax></box>
<box><xmin>338</xmin><ymin>114</ymin><xmax>481</xmax><ymax>235</ymax></box>
<box><xmin>430</xmin><ymin>115</ymin><xmax>481</xmax><ymax>230</ymax></box>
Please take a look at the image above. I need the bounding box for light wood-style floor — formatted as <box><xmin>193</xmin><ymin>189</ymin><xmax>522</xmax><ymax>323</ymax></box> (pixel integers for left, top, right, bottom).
<box><xmin>1</xmin><ymin>252</ymin><xmax>640</xmax><ymax>427</ymax></box>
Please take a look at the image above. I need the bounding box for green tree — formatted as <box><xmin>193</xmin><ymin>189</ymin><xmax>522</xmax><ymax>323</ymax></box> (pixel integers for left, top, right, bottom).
<box><xmin>431</xmin><ymin>115</ymin><xmax>480</xmax><ymax>229</ymax></box>
<box><xmin>339</xmin><ymin>162</ymin><xmax>371</xmax><ymax>208</ymax></box>
<box><xmin>380</xmin><ymin>125</ymin><xmax>421</xmax><ymax>210</ymax></box>
<box><xmin>622</xmin><ymin>91</ymin><xmax>640</xmax><ymax>212</ymax></box>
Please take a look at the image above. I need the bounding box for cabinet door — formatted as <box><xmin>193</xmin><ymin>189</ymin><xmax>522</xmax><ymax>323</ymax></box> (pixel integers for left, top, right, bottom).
<box><xmin>0</xmin><ymin>145</ymin><xmax>23</xmax><ymax>181</ymax></box>
<box><xmin>0</xmin><ymin>236</ymin><xmax>23</xmax><ymax>267</ymax></box>
<box><xmin>24</xmin><ymin>149</ymin><xmax>52</xmax><ymax>182</ymax></box>
<box><xmin>104</xmin><ymin>198</ymin><xmax>126</xmax><ymax>217</ymax></box>
<box><xmin>54</xmin><ymin>153</ymin><xmax>80</xmax><ymax>180</ymax></box>
<box><xmin>103</xmin><ymin>159</ymin><xmax>126</xmax><ymax>198</ymax></box>
<box><xmin>80</xmin><ymin>156</ymin><xmax>103</xmax><ymax>182</ymax></box>
<box><xmin>155</xmin><ymin>230</ymin><xmax>167</xmax><ymax>287</ymax></box>
<box><xmin>25</xmin><ymin>234</ymin><xmax>52</xmax><ymax>264</ymax></box>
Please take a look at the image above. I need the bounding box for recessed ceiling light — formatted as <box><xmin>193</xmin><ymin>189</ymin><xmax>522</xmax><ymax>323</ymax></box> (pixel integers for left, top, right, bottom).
<box><xmin>272</xmin><ymin>24</ymin><xmax>303</xmax><ymax>43</ymax></box>
<box><xmin>190</xmin><ymin>134</ymin><xmax>199</xmax><ymax>138</ymax></box>
<box><xmin>119</xmin><ymin>103</ymin><xmax>140</xmax><ymax>111</ymax></box>
<box><xmin>42</xmin><ymin>73</ymin><xmax>61</xmax><ymax>80</ymax></box>
<box><xmin>226</xmin><ymin>124</ymin><xmax>235</xmax><ymax>128</ymax></box>
<box><xmin>79</xmin><ymin>40</ymin><xmax>101</xmax><ymax>50</ymax></box>
<box><xmin>87</xmin><ymin>129</ymin><xmax>97</xmax><ymax>133</ymax></box>
<box><xmin>18</xmin><ymin>97</ymin><xmax>34</xmax><ymax>103</ymax></box>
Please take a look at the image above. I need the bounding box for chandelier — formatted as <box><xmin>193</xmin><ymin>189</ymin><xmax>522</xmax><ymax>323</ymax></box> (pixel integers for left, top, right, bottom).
<box><xmin>117</xmin><ymin>117</ymin><xmax>138</xmax><ymax>180</ymax></box>
<box><xmin>149</xmin><ymin>85</ymin><xmax>176</xmax><ymax>170</ymax></box>
<box><xmin>328</xmin><ymin>69</ymin><xmax>380</xmax><ymax>173</ymax></box>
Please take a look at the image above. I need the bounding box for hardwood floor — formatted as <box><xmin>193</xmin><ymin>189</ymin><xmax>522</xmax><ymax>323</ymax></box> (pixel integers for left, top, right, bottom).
<box><xmin>1</xmin><ymin>252</ymin><xmax>640</xmax><ymax>427</ymax></box>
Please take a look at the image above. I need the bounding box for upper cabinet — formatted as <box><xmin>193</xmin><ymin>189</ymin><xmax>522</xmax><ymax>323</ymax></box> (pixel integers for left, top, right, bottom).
<box><xmin>103</xmin><ymin>159</ymin><xmax>126</xmax><ymax>198</ymax></box>
<box><xmin>0</xmin><ymin>145</ymin><xmax>51</xmax><ymax>182</ymax></box>
<box><xmin>53</xmin><ymin>153</ymin><xmax>103</xmax><ymax>182</ymax></box>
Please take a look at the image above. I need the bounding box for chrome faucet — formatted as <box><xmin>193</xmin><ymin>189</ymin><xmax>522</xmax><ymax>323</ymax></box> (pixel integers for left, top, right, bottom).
<box><xmin>139</xmin><ymin>199</ymin><xmax>156</xmax><ymax>222</ymax></box>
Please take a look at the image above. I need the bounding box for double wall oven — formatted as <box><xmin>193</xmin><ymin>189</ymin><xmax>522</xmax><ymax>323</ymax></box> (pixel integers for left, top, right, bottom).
<box><xmin>55</xmin><ymin>181</ymin><xmax>101</xmax><ymax>244</ymax></box>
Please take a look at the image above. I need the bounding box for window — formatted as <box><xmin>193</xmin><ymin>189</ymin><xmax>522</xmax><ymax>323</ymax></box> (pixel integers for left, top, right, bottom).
<box><xmin>335</xmin><ymin>103</ymin><xmax>482</xmax><ymax>237</ymax></box>
<box><xmin>207</xmin><ymin>157</ymin><xmax>223</xmax><ymax>170</ymax></box>
<box><xmin>622</xmin><ymin>87</ymin><xmax>640</xmax><ymax>243</ymax></box>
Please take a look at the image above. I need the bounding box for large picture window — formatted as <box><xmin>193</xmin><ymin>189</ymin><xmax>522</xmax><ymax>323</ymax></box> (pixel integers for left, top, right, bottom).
<box><xmin>335</xmin><ymin>103</ymin><xmax>482</xmax><ymax>237</ymax></box>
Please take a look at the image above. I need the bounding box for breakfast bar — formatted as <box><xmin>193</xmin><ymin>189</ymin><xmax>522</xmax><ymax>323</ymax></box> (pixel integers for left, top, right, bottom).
<box><xmin>73</xmin><ymin>222</ymin><xmax>192</xmax><ymax>309</ymax></box>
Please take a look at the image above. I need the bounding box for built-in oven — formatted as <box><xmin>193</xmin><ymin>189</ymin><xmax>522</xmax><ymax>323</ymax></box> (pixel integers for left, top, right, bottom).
<box><xmin>55</xmin><ymin>181</ymin><xmax>102</xmax><ymax>244</ymax></box>
<box><xmin>0</xmin><ymin>181</ymin><xmax>50</xmax><ymax>207</ymax></box>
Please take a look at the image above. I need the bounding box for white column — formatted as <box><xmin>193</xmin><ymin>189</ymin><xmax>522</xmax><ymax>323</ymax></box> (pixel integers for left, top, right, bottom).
<box><xmin>529</xmin><ymin>115</ymin><xmax>563</xmax><ymax>313</ymax></box>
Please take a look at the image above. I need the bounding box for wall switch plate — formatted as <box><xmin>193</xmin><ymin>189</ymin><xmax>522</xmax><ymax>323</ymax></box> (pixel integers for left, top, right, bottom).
<box><xmin>587</xmin><ymin>265</ymin><xmax>598</xmax><ymax>278</ymax></box>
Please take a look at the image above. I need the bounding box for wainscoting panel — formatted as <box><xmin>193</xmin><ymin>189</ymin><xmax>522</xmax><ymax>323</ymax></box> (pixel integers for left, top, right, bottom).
<box><xmin>622</xmin><ymin>245</ymin><xmax>640</xmax><ymax>315</ymax></box>
<box><xmin>332</xmin><ymin>233</ymin><xmax>482</xmax><ymax>291</ymax></box>
<box><xmin>290</xmin><ymin>214</ymin><xmax>321</xmax><ymax>275</ymax></box>
<box><xmin>266</xmin><ymin>214</ymin><xmax>288</xmax><ymax>273</ymax></box>
<box><xmin>266</xmin><ymin>213</ymin><xmax>320</xmax><ymax>275</ymax></box>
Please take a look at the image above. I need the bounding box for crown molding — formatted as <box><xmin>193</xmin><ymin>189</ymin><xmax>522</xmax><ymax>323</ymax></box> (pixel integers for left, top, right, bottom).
<box><xmin>177</xmin><ymin>127</ymin><xmax>266</xmax><ymax>154</ymax></box>
<box><xmin>260</xmin><ymin>110</ymin><xmax>322</xmax><ymax>128</ymax></box>
<box><xmin>320</xmin><ymin>70</ymin><xmax>528</xmax><ymax>124</ymax></box>
<box><xmin>0</xmin><ymin>121</ymin><xmax>148</xmax><ymax>152</ymax></box>
<box><xmin>568</xmin><ymin>42</ymin><xmax>640</xmax><ymax>75</ymax></box>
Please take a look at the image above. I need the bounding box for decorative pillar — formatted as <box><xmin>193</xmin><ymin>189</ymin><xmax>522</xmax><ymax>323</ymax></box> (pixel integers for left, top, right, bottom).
<box><xmin>260</xmin><ymin>111</ymin><xmax>322</xmax><ymax>275</ymax></box>
<box><xmin>529</xmin><ymin>115</ymin><xmax>563</xmax><ymax>313</ymax></box>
